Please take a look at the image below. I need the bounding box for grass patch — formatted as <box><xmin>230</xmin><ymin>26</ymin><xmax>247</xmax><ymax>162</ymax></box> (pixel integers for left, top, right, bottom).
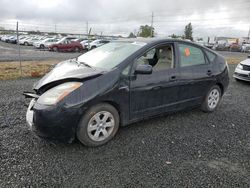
<box><xmin>0</xmin><ymin>60</ymin><xmax>59</xmax><ymax>80</ymax></box>
<box><xmin>0</xmin><ymin>57</ymin><xmax>243</xmax><ymax>80</ymax></box>
<box><xmin>226</xmin><ymin>57</ymin><xmax>244</xmax><ymax>64</ymax></box>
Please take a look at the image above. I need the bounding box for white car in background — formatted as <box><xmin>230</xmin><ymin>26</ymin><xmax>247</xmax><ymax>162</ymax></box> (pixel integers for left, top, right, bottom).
<box><xmin>88</xmin><ymin>39</ymin><xmax>110</xmax><ymax>50</ymax></box>
<box><xmin>33</xmin><ymin>38</ymin><xmax>59</xmax><ymax>49</ymax></box>
<box><xmin>27</xmin><ymin>37</ymin><xmax>43</xmax><ymax>46</ymax></box>
<box><xmin>241</xmin><ymin>43</ymin><xmax>250</xmax><ymax>53</ymax></box>
<box><xmin>80</xmin><ymin>39</ymin><xmax>94</xmax><ymax>49</ymax></box>
<box><xmin>234</xmin><ymin>55</ymin><xmax>250</xmax><ymax>82</ymax></box>
<box><xmin>19</xmin><ymin>37</ymin><xmax>32</xmax><ymax>45</ymax></box>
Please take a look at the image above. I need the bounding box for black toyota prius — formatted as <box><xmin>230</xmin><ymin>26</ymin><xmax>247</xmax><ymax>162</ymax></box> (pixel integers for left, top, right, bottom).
<box><xmin>24</xmin><ymin>38</ymin><xmax>229</xmax><ymax>147</ymax></box>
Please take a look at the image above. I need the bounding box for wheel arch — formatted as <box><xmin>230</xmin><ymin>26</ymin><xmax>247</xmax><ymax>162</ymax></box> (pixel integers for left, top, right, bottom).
<box><xmin>102</xmin><ymin>100</ymin><xmax>121</xmax><ymax>116</ymax></box>
<box><xmin>216</xmin><ymin>82</ymin><xmax>224</xmax><ymax>95</ymax></box>
<box><xmin>89</xmin><ymin>100</ymin><xmax>122</xmax><ymax>125</ymax></box>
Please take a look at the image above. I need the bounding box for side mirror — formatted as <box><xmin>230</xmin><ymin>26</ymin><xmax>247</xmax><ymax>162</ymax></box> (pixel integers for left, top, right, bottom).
<box><xmin>135</xmin><ymin>64</ymin><xmax>152</xmax><ymax>75</ymax></box>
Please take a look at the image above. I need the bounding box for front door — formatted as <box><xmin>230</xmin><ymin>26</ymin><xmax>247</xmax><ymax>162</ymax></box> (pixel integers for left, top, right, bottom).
<box><xmin>129</xmin><ymin>43</ymin><xmax>180</xmax><ymax>120</ymax></box>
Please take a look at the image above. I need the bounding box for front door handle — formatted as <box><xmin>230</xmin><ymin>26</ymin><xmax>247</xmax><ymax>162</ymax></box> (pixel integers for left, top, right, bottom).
<box><xmin>170</xmin><ymin>76</ymin><xmax>177</xmax><ymax>81</ymax></box>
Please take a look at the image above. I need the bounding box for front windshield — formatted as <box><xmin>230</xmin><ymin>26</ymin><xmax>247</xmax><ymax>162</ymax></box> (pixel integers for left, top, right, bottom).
<box><xmin>77</xmin><ymin>42</ymin><xmax>146</xmax><ymax>70</ymax></box>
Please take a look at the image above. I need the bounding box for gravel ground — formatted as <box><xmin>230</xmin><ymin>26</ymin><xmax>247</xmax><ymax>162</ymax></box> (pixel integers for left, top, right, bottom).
<box><xmin>0</xmin><ymin>64</ymin><xmax>250</xmax><ymax>187</ymax></box>
<box><xmin>0</xmin><ymin>41</ymin><xmax>80</xmax><ymax>61</ymax></box>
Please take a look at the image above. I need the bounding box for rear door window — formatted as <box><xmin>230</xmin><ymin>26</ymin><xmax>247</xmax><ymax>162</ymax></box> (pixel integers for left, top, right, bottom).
<box><xmin>178</xmin><ymin>43</ymin><xmax>206</xmax><ymax>67</ymax></box>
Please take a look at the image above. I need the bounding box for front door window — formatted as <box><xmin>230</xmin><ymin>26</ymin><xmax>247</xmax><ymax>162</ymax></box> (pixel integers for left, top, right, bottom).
<box><xmin>135</xmin><ymin>44</ymin><xmax>174</xmax><ymax>72</ymax></box>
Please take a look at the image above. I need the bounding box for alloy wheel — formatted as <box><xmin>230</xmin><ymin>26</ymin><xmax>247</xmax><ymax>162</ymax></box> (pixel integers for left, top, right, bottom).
<box><xmin>207</xmin><ymin>89</ymin><xmax>220</xmax><ymax>109</ymax></box>
<box><xmin>87</xmin><ymin>111</ymin><xmax>115</xmax><ymax>142</ymax></box>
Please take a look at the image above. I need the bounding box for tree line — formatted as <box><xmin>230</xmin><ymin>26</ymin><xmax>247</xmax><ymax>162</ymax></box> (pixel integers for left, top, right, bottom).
<box><xmin>129</xmin><ymin>22</ymin><xmax>193</xmax><ymax>41</ymax></box>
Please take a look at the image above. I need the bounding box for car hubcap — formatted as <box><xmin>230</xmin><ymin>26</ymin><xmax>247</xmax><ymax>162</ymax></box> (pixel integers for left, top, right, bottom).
<box><xmin>87</xmin><ymin>111</ymin><xmax>115</xmax><ymax>142</ymax></box>
<box><xmin>208</xmin><ymin>89</ymin><xmax>220</xmax><ymax>109</ymax></box>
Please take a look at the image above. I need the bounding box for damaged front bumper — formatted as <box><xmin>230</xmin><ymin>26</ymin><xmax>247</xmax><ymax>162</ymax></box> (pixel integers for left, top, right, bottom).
<box><xmin>24</xmin><ymin>93</ymin><xmax>81</xmax><ymax>143</ymax></box>
<box><xmin>26</xmin><ymin>98</ymin><xmax>36</xmax><ymax>129</ymax></box>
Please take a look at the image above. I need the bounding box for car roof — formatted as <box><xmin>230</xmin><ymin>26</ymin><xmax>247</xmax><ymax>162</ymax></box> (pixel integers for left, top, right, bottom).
<box><xmin>115</xmin><ymin>37</ymin><xmax>217</xmax><ymax>55</ymax></box>
<box><xmin>116</xmin><ymin>37</ymin><xmax>197</xmax><ymax>45</ymax></box>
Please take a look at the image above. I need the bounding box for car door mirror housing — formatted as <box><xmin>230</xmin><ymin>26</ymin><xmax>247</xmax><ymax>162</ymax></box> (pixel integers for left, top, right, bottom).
<box><xmin>135</xmin><ymin>64</ymin><xmax>153</xmax><ymax>75</ymax></box>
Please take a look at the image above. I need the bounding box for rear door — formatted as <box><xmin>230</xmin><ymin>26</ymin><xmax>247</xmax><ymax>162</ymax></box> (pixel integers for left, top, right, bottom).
<box><xmin>177</xmin><ymin>42</ymin><xmax>215</xmax><ymax>106</ymax></box>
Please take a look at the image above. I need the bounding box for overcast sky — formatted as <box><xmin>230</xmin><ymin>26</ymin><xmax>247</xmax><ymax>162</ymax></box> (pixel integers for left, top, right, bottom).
<box><xmin>0</xmin><ymin>0</ymin><xmax>249</xmax><ymax>38</ymax></box>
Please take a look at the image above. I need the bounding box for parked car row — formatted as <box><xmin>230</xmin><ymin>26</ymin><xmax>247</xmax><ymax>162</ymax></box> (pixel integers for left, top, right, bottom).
<box><xmin>195</xmin><ymin>39</ymin><xmax>250</xmax><ymax>53</ymax></box>
<box><xmin>211</xmin><ymin>41</ymin><xmax>250</xmax><ymax>52</ymax></box>
<box><xmin>0</xmin><ymin>34</ymin><xmax>112</xmax><ymax>53</ymax></box>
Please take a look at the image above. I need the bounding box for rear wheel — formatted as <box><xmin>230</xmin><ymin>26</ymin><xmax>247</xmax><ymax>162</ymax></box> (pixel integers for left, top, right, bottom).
<box><xmin>40</xmin><ymin>44</ymin><xmax>45</xmax><ymax>49</ymax></box>
<box><xmin>201</xmin><ymin>85</ymin><xmax>221</xmax><ymax>112</ymax></box>
<box><xmin>74</xmin><ymin>47</ymin><xmax>80</xmax><ymax>52</ymax></box>
<box><xmin>77</xmin><ymin>103</ymin><xmax>119</xmax><ymax>147</ymax></box>
<box><xmin>24</xmin><ymin>42</ymin><xmax>28</xmax><ymax>46</ymax></box>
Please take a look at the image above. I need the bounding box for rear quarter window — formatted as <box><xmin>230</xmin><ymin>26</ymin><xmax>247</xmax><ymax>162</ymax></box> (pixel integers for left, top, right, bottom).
<box><xmin>205</xmin><ymin>50</ymin><xmax>216</xmax><ymax>62</ymax></box>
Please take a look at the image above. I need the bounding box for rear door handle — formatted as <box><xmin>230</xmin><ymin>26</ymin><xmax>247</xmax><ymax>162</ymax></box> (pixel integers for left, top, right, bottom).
<box><xmin>207</xmin><ymin>70</ymin><xmax>212</xmax><ymax>76</ymax></box>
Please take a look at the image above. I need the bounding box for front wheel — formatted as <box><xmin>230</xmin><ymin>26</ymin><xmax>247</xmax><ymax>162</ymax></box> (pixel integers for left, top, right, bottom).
<box><xmin>201</xmin><ymin>85</ymin><xmax>221</xmax><ymax>112</ymax></box>
<box><xmin>52</xmin><ymin>47</ymin><xmax>58</xmax><ymax>52</ymax></box>
<box><xmin>77</xmin><ymin>103</ymin><xmax>119</xmax><ymax>147</ymax></box>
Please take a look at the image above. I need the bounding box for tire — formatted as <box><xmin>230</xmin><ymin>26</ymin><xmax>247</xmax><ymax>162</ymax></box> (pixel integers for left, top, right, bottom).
<box><xmin>77</xmin><ymin>103</ymin><xmax>119</xmax><ymax>147</ymax></box>
<box><xmin>52</xmin><ymin>47</ymin><xmax>58</xmax><ymax>52</ymax></box>
<box><xmin>40</xmin><ymin>44</ymin><xmax>45</xmax><ymax>49</ymax></box>
<box><xmin>91</xmin><ymin>46</ymin><xmax>96</xmax><ymax>50</ymax></box>
<box><xmin>201</xmin><ymin>85</ymin><xmax>221</xmax><ymax>113</ymax></box>
<box><xmin>24</xmin><ymin>42</ymin><xmax>28</xmax><ymax>46</ymax></box>
<box><xmin>74</xmin><ymin>47</ymin><xmax>80</xmax><ymax>52</ymax></box>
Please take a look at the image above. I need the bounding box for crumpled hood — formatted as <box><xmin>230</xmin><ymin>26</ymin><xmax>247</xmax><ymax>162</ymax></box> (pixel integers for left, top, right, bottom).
<box><xmin>34</xmin><ymin>60</ymin><xmax>103</xmax><ymax>90</ymax></box>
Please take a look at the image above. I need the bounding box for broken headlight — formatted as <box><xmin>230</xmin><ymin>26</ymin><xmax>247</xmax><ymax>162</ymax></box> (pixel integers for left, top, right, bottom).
<box><xmin>37</xmin><ymin>82</ymin><xmax>82</xmax><ymax>105</ymax></box>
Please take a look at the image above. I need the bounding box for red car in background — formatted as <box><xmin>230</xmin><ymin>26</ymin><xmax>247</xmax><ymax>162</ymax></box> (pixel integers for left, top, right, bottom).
<box><xmin>48</xmin><ymin>38</ymin><xmax>85</xmax><ymax>52</ymax></box>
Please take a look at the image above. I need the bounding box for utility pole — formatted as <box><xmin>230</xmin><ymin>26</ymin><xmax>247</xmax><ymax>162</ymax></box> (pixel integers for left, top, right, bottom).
<box><xmin>248</xmin><ymin>26</ymin><xmax>250</xmax><ymax>42</ymax></box>
<box><xmin>86</xmin><ymin>21</ymin><xmax>89</xmax><ymax>37</ymax></box>
<box><xmin>150</xmin><ymin>12</ymin><xmax>154</xmax><ymax>38</ymax></box>
<box><xmin>88</xmin><ymin>27</ymin><xmax>92</xmax><ymax>50</ymax></box>
<box><xmin>55</xmin><ymin>24</ymin><xmax>57</xmax><ymax>34</ymax></box>
<box><xmin>16</xmin><ymin>21</ymin><xmax>22</xmax><ymax>77</ymax></box>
